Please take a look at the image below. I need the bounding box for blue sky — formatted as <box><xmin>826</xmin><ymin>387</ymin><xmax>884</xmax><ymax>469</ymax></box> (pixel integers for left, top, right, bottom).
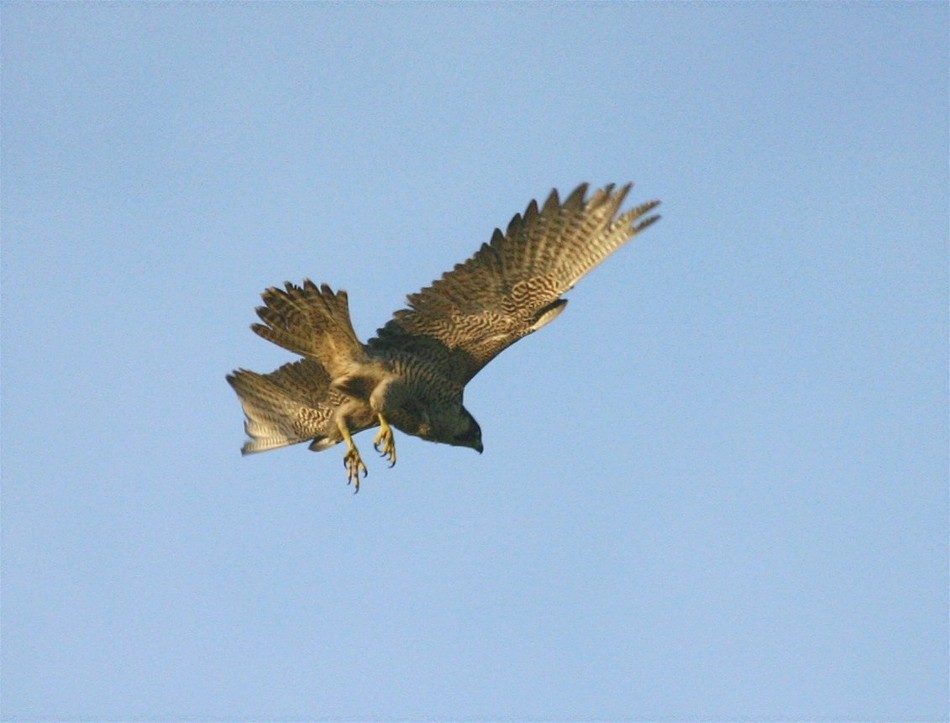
<box><xmin>2</xmin><ymin>2</ymin><xmax>947</xmax><ymax>720</ymax></box>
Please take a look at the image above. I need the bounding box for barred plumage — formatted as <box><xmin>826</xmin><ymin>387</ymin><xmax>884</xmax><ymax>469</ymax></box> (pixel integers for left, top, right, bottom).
<box><xmin>228</xmin><ymin>183</ymin><xmax>660</xmax><ymax>491</ymax></box>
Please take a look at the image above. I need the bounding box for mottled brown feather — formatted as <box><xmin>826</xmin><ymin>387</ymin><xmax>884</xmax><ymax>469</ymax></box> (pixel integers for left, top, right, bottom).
<box><xmin>369</xmin><ymin>183</ymin><xmax>660</xmax><ymax>385</ymax></box>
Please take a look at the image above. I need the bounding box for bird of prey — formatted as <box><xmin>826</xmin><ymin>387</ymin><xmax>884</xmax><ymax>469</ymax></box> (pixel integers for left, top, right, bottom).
<box><xmin>227</xmin><ymin>182</ymin><xmax>660</xmax><ymax>491</ymax></box>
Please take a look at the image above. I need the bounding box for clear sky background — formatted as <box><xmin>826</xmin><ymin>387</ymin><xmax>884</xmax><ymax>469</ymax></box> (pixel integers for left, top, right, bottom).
<box><xmin>2</xmin><ymin>3</ymin><xmax>947</xmax><ymax>721</ymax></box>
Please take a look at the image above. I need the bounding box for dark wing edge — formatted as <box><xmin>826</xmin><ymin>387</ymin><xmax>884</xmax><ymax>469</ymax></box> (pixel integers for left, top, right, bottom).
<box><xmin>368</xmin><ymin>182</ymin><xmax>660</xmax><ymax>386</ymax></box>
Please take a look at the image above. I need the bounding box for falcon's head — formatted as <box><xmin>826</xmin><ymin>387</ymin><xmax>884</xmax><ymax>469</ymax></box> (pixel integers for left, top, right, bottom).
<box><xmin>427</xmin><ymin>404</ymin><xmax>482</xmax><ymax>454</ymax></box>
<box><xmin>450</xmin><ymin>406</ymin><xmax>483</xmax><ymax>454</ymax></box>
<box><xmin>402</xmin><ymin>399</ymin><xmax>483</xmax><ymax>454</ymax></box>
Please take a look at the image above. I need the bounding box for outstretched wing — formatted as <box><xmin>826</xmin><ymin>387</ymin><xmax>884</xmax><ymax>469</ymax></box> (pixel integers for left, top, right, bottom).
<box><xmin>227</xmin><ymin>359</ymin><xmax>336</xmax><ymax>454</ymax></box>
<box><xmin>368</xmin><ymin>182</ymin><xmax>660</xmax><ymax>386</ymax></box>
<box><xmin>227</xmin><ymin>358</ymin><xmax>379</xmax><ymax>454</ymax></box>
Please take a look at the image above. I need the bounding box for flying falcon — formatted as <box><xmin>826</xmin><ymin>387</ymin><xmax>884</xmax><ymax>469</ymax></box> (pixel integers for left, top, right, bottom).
<box><xmin>227</xmin><ymin>182</ymin><xmax>660</xmax><ymax>491</ymax></box>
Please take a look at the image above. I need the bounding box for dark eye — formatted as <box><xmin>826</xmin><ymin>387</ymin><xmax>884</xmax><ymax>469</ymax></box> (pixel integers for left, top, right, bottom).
<box><xmin>457</xmin><ymin>422</ymin><xmax>480</xmax><ymax>443</ymax></box>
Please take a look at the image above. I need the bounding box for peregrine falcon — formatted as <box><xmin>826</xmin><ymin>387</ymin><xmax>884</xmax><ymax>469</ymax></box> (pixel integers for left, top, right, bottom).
<box><xmin>227</xmin><ymin>183</ymin><xmax>660</xmax><ymax>491</ymax></box>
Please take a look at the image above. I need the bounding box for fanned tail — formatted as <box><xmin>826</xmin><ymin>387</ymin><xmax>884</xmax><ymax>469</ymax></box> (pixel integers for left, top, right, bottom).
<box><xmin>251</xmin><ymin>280</ymin><xmax>369</xmax><ymax>377</ymax></box>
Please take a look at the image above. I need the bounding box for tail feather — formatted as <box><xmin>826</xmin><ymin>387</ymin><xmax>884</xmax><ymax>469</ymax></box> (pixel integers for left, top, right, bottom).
<box><xmin>251</xmin><ymin>280</ymin><xmax>368</xmax><ymax>377</ymax></box>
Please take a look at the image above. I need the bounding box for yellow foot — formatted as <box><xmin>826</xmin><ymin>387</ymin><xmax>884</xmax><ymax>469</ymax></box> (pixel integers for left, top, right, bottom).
<box><xmin>336</xmin><ymin>416</ymin><xmax>368</xmax><ymax>492</ymax></box>
<box><xmin>373</xmin><ymin>414</ymin><xmax>397</xmax><ymax>467</ymax></box>
<box><xmin>343</xmin><ymin>445</ymin><xmax>368</xmax><ymax>492</ymax></box>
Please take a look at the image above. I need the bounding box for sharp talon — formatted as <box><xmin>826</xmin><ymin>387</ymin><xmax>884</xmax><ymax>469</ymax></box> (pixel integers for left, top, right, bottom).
<box><xmin>338</xmin><ymin>416</ymin><xmax>388</xmax><ymax>491</ymax></box>
<box><xmin>372</xmin><ymin>415</ymin><xmax>398</xmax><ymax>467</ymax></box>
<box><xmin>342</xmin><ymin>445</ymin><xmax>368</xmax><ymax>491</ymax></box>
